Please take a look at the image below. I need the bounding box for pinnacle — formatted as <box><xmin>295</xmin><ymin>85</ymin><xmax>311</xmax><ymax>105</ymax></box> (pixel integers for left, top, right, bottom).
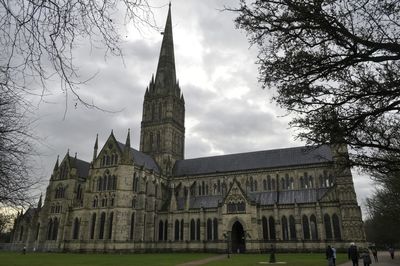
<box><xmin>154</xmin><ymin>3</ymin><xmax>176</xmax><ymax>95</ymax></box>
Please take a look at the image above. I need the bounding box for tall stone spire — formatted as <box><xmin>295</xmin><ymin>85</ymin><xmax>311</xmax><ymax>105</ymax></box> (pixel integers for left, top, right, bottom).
<box><xmin>154</xmin><ymin>2</ymin><xmax>177</xmax><ymax>95</ymax></box>
<box><xmin>140</xmin><ymin>3</ymin><xmax>185</xmax><ymax>175</ymax></box>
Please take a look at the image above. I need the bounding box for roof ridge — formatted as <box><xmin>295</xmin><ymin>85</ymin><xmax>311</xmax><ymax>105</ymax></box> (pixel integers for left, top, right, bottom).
<box><xmin>177</xmin><ymin>145</ymin><xmax>328</xmax><ymax>162</ymax></box>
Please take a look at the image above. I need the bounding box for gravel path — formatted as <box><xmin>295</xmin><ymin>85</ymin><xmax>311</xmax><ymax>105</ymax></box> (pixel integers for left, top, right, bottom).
<box><xmin>338</xmin><ymin>251</ymin><xmax>399</xmax><ymax>266</ymax></box>
<box><xmin>176</xmin><ymin>254</ymin><xmax>227</xmax><ymax>266</ymax></box>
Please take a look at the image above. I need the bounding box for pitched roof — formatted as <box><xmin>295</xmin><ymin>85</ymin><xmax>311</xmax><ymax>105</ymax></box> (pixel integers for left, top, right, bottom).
<box><xmin>68</xmin><ymin>156</ymin><xmax>90</xmax><ymax>178</ymax></box>
<box><xmin>173</xmin><ymin>145</ymin><xmax>333</xmax><ymax>176</ymax></box>
<box><xmin>117</xmin><ymin>142</ymin><xmax>160</xmax><ymax>173</ymax></box>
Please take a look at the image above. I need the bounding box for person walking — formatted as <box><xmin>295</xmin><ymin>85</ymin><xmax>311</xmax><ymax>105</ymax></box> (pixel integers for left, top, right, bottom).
<box><xmin>389</xmin><ymin>246</ymin><xmax>395</xmax><ymax>259</ymax></box>
<box><xmin>348</xmin><ymin>242</ymin><xmax>359</xmax><ymax>266</ymax></box>
<box><xmin>360</xmin><ymin>249</ymin><xmax>372</xmax><ymax>266</ymax></box>
<box><xmin>332</xmin><ymin>246</ymin><xmax>337</xmax><ymax>266</ymax></box>
<box><xmin>371</xmin><ymin>246</ymin><xmax>378</xmax><ymax>262</ymax></box>
<box><xmin>326</xmin><ymin>245</ymin><xmax>334</xmax><ymax>266</ymax></box>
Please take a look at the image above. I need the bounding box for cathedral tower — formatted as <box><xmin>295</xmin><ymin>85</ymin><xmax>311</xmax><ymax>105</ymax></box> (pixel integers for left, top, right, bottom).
<box><xmin>140</xmin><ymin>3</ymin><xmax>185</xmax><ymax>175</ymax></box>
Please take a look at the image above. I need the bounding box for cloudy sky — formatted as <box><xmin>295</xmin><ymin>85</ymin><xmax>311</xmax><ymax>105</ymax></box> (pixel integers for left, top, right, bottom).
<box><xmin>29</xmin><ymin>0</ymin><xmax>372</xmax><ymax>214</ymax></box>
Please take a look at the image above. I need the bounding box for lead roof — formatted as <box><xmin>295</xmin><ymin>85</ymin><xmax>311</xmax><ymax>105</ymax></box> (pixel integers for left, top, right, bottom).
<box><xmin>173</xmin><ymin>145</ymin><xmax>333</xmax><ymax>176</ymax></box>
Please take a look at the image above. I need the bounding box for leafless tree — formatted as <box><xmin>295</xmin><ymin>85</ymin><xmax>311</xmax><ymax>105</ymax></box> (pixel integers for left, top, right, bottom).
<box><xmin>231</xmin><ymin>0</ymin><xmax>400</xmax><ymax>175</ymax></box>
<box><xmin>0</xmin><ymin>212</ymin><xmax>15</xmax><ymax>235</ymax></box>
<box><xmin>1</xmin><ymin>0</ymin><xmax>153</xmax><ymax>107</ymax></box>
<box><xmin>0</xmin><ymin>0</ymin><xmax>154</xmax><ymax>207</ymax></box>
<box><xmin>0</xmin><ymin>90</ymin><xmax>36</xmax><ymax>207</ymax></box>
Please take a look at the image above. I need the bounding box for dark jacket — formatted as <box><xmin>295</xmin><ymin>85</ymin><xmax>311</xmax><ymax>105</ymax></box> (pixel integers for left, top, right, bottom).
<box><xmin>326</xmin><ymin>247</ymin><xmax>334</xmax><ymax>259</ymax></box>
<box><xmin>348</xmin><ymin>245</ymin><xmax>359</xmax><ymax>260</ymax></box>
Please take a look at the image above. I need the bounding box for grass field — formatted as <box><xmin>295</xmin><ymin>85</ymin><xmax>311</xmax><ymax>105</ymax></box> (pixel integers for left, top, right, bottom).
<box><xmin>206</xmin><ymin>253</ymin><xmax>349</xmax><ymax>266</ymax></box>
<box><xmin>0</xmin><ymin>252</ymin><xmax>349</xmax><ymax>266</ymax></box>
<box><xmin>0</xmin><ymin>252</ymin><xmax>212</xmax><ymax>266</ymax></box>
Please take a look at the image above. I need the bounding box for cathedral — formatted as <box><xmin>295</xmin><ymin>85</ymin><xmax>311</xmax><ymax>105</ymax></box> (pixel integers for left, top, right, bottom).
<box><xmin>11</xmin><ymin>5</ymin><xmax>365</xmax><ymax>253</ymax></box>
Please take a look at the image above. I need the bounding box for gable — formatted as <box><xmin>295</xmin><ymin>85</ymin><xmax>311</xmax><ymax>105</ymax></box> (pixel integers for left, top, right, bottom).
<box><xmin>223</xmin><ymin>179</ymin><xmax>252</xmax><ymax>213</ymax></box>
<box><xmin>96</xmin><ymin>133</ymin><xmax>123</xmax><ymax>167</ymax></box>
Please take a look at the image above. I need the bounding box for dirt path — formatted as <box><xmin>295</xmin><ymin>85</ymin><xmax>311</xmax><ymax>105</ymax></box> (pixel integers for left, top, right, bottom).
<box><xmin>176</xmin><ymin>254</ymin><xmax>227</xmax><ymax>266</ymax></box>
<box><xmin>338</xmin><ymin>251</ymin><xmax>399</xmax><ymax>266</ymax></box>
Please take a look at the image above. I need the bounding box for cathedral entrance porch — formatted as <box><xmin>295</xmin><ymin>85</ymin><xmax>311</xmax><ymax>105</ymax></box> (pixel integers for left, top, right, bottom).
<box><xmin>231</xmin><ymin>221</ymin><xmax>245</xmax><ymax>253</ymax></box>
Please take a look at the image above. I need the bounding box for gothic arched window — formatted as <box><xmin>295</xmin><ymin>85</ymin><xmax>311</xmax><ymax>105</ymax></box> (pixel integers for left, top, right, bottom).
<box><xmin>213</xmin><ymin>218</ymin><xmax>218</xmax><ymax>240</ymax></box>
<box><xmin>267</xmin><ymin>175</ymin><xmax>272</xmax><ymax>190</ymax></box>
<box><xmin>300</xmin><ymin>177</ymin><xmax>305</xmax><ymax>189</ymax></box>
<box><xmin>130</xmin><ymin>213</ymin><xmax>135</xmax><ymax>240</ymax></box>
<box><xmin>319</xmin><ymin>175</ymin><xmax>325</xmax><ymax>188</ymax></box>
<box><xmin>196</xmin><ymin>219</ymin><xmax>201</xmax><ymax>241</ymax></box>
<box><xmin>190</xmin><ymin>219</ymin><xmax>195</xmax><ymax>241</ymax></box>
<box><xmin>180</xmin><ymin>219</ymin><xmax>184</xmax><ymax>241</ymax></box>
<box><xmin>310</xmin><ymin>214</ymin><xmax>318</xmax><ymax>240</ymax></box>
<box><xmin>289</xmin><ymin>215</ymin><xmax>296</xmax><ymax>240</ymax></box>
<box><xmin>52</xmin><ymin>218</ymin><xmax>59</xmax><ymax>240</ymax></box>
<box><xmin>304</xmin><ymin>172</ymin><xmax>309</xmax><ymax>188</ymax></box>
<box><xmin>262</xmin><ymin>216</ymin><xmax>268</xmax><ymax>240</ymax></box>
<box><xmin>302</xmin><ymin>215</ymin><xmax>310</xmax><ymax>240</ymax></box>
<box><xmin>35</xmin><ymin>223</ymin><xmax>40</xmax><ymax>240</ymax></box>
<box><xmin>108</xmin><ymin>212</ymin><xmax>114</xmax><ymax>239</ymax></box>
<box><xmin>324</xmin><ymin>214</ymin><xmax>333</xmax><ymax>240</ymax></box>
<box><xmin>332</xmin><ymin>214</ymin><xmax>341</xmax><ymax>240</ymax></box>
<box><xmin>47</xmin><ymin>219</ymin><xmax>53</xmax><ymax>240</ymax></box>
<box><xmin>72</xmin><ymin>217</ymin><xmax>80</xmax><ymax>240</ymax></box>
<box><xmin>133</xmin><ymin>173</ymin><xmax>139</xmax><ymax>192</ymax></box>
<box><xmin>175</xmin><ymin>220</ymin><xmax>180</xmax><ymax>241</ymax></box>
<box><xmin>309</xmin><ymin>176</ymin><xmax>314</xmax><ymax>188</ymax></box>
<box><xmin>158</xmin><ymin>220</ymin><xmax>164</xmax><ymax>241</ymax></box>
<box><xmin>207</xmin><ymin>218</ymin><xmax>212</xmax><ymax>240</ymax></box>
<box><xmin>90</xmin><ymin>213</ymin><xmax>96</xmax><ymax>239</ymax></box>
<box><xmin>99</xmin><ymin>212</ymin><xmax>106</xmax><ymax>239</ymax></box>
<box><xmin>281</xmin><ymin>216</ymin><xmax>289</xmax><ymax>240</ymax></box>
<box><xmin>76</xmin><ymin>184</ymin><xmax>82</xmax><ymax>200</ymax></box>
<box><xmin>269</xmin><ymin>216</ymin><xmax>276</xmax><ymax>240</ymax></box>
<box><xmin>150</xmin><ymin>132</ymin><xmax>154</xmax><ymax>149</ymax></box>
<box><xmin>290</xmin><ymin>177</ymin><xmax>294</xmax><ymax>189</ymax></box>
<box><xmin>164</xmin><ymin>219</ymin><xmax>168</xmax><ymax>241</ymax></box>
<box><xmin>285</xmin><ymin>174</ymin><xmax>290</xmax><ymax>189</ymax></box>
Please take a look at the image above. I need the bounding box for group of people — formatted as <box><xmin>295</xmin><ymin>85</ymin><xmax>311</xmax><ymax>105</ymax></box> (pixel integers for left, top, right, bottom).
<box><xmin>327</xmin><ymin>243</ymin><xmax>395</xmax><ymax>266</ymax></box>
<box><xmin>326</xmin><ymin>245</ymin><xmax>337</xmax><ymax>266</ymax></box>
<box><xmin>347</xmin><ymin>243</ymin><xmax>374</xmax><ymax>266</ymax></box>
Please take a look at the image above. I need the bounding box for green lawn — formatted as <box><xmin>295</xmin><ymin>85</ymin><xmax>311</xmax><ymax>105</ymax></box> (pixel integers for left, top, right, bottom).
<box><xmin>0</xmin><ymin>252</ymin><xmax>349</xmax><ymax>266</ymax></box>
<box><xmin>205</xmin><ymin>253</ymin><xmax>349</xmax><ymax>266</ymax></box>
<box><xmin>0</xmin><ymin>252</ymin><xmax>213</xmax><ymax>266</ymax></box>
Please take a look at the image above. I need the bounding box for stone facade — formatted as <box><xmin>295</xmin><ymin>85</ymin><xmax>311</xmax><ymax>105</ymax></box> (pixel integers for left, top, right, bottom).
<box><xmin>11</xmin><ymin>4</ymin><xmax>365</xmax><ymax>253</ymax></box>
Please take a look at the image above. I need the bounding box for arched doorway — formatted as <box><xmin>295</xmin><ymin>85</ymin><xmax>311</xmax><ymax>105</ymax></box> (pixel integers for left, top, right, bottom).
<box><xmin>231</xmin><ymin>221</ymin><xmax>245</xmax><ymax>253</ymax></box>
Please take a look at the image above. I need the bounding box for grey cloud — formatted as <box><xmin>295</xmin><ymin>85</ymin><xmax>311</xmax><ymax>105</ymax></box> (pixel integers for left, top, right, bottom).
<box><xmin>24</xmin><ymin>0</ymin><xmax>374</xmax><ymax>215</ymax></box>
